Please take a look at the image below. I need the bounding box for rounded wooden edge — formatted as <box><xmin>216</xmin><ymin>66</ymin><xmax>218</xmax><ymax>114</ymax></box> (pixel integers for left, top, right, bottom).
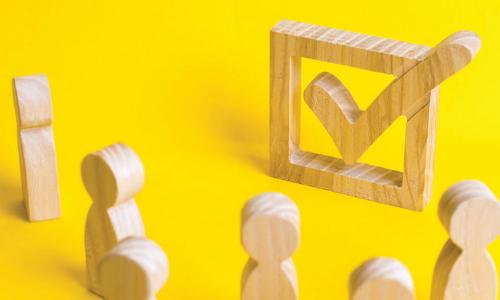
<box><xmin>98</xmin><ymin>237</ymin><xmax>169</xmax><ymax>297</ymax></box>
<box><xmin>439</xmin><ymin>180</ymin><xmax>500</xmax><ymax>249</ymax></box>
<box><xmin>241</xmin><ymin>192</ymin><xmax>300</xmax><ymax>262</ymax></box>
<box><xmin>350</xmin><ymin>257</ymin><xmax>414</xmax><ymax>300</ymax></box>
<box><xmin>82</xmin><ymin>143</ymin><xmax>145</xmax><ymax>207</ymax></box>
<box><xmin>13</xmin><ymin>74</ymin><xmax>53</xmax><ymax>128</ymax></box>
<box><xmin>434</xmin><ymin>31</ymin><xmax>481</xmax><ymax>61</ymax></box>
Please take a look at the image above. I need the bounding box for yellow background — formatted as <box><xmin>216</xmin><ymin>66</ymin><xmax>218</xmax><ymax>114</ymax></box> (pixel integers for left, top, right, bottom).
<box><xmin>0</xmin><ymin>0</ymin><xmax>499</xmax><ymax>298</ymax></box>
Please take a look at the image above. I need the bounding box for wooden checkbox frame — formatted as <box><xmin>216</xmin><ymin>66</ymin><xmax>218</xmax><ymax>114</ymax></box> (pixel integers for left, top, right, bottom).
<box><xmin>269</xmin><ymin>20</ymin><xmax>479</xmax><ymax>210</ymax></box>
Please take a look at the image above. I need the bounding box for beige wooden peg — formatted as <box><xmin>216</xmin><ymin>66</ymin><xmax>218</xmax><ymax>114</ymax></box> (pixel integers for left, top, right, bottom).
<box><xmin>98</xmin><ymin>237</ymin><xmax>169</xmax><ymax>300</ymax></box>
<box><xmin>270</xmin><ymin>20</ymin><xmax>481</xmax><ymax>210</ymax></box>
<box><xmin>13</xmin><ymin>74</ymin><xmax>60</xmax><ymax>221</ymax></box>
<box><xmin>350</xmin><ymin>257</ymin><xmax>415</xmax><ymax>300</ymax></box>
<box><xmin>241</xmin><ymin>193</ymin><xmax>300</xmax><ymax>300</ymax></box>
<box><xmin>82</xmin><ymin>143</ymin><xmax>146</xmax><ymax>296</ymax></box>
<box><xmin>431</xmin><ymin>180</ymin><xmax>500</xmax><ymax>300</ymax></box>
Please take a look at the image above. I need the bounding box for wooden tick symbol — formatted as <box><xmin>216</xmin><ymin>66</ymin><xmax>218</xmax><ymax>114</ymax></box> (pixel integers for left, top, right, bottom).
<box><xmin>304</xmin><ymin>31</ymin><xmax>481</xmax><ymax>165</ymax></box>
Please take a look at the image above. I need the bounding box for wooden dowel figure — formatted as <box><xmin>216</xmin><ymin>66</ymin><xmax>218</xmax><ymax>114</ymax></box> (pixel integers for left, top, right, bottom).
<box><xmin>350</xmin><ymin>257</ymin><xmax>415</xmax><ymax>300</ymax></box>
<box><xmin>13</xmin><ymin>74</ymin><xmax>60</xmax><ymax>221</ymax></box>
<box><xmin>82</xmin><ymin>143</ymin><xmax>146</xmax><ymax>296</ymax></box>
<box><xmin>431</xmin><ymin>180</ymin><xmax>500</xmax><ymax>300</ymax></box>
<box><xmin>241</xmin><ymin>193</ymin><xmax>300</xmax><ymax>300</ymax></box>
<box><xmin>98</xmin><ymin>237</ymin><xmax>169</xmax><ymax>300</ymax></box>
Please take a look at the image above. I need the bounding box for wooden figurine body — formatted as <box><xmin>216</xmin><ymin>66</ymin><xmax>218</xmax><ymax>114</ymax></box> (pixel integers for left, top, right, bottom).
<box><xmin>99</xmin><ymin>237</ymin><xmax>169</xmax><ymax>300</ymax></box>
<box><xmin>82</xmin><ymin>143</ymin><xmax>146</xmax><ymax>296</ymax></box>
<box><xmin>350</xmin><ymin>257</ymin><xmax>415</xmax><ymax>300</ymax></box>
<box><xmin>270</xmin><ymin>20</ymin><xmax>481</xmax><ymax>210</ymax></box>
<box><xmin>13</xmin><ymin>75</ymin><xmax>60</xmax><ymax>221</ymax></box>
<box><xmin>241</xmin><ymin>193</ymin><xmax>299</xmax><ymax>300</ymax></box>
<box><xmin>431</xmin><ymin>180</ymin><xmax>500</xmax><ymax>300</ymax></box>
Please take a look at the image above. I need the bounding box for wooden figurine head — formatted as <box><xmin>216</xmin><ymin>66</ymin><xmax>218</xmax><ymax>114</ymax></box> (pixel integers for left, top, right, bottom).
<box><xmin>241</xmin><ymin>192</ymin><xmax>300</xmax><ymax>264</ymax></box>
<box><xmin>98</xmin><ymin>237</ymin><xmax>169</xmax><ymax>300</ymax></box>
<box><xmin>439</xmin><ymin>180</ymin><xmax>500</xmax><ymax>250</ymax></box>
<box><xmin>350</xmin><ymin>257</ymin><xmax>415</xmax><ymax>300</ymax></box>
<box><xmin>81</xmin><ymin>143</ymin><xmax>145</xmax><ymax>209</ymax></box>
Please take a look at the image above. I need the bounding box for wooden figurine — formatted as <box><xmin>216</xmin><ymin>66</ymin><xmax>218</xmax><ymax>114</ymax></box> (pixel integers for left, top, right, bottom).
<box><xmin>350</xmin><ymin>257</ymin><xmax>415</xmax><ymax>300</ymax></box>
<box><xmin>82</xmin><ymin>143</ymin><xmax>146</xmax><ymax>296</ymax></box>
<box><xmin>239</xmin><ymin>184</ymin><xmax>500</xmax><ymax>299</ymax></box>
<box><xmin>431</xmin><ymin>180</ymin><xmax>500</xmax><ymax>300</ymax></box>
<box><xmin>270</xmin><ymin>20</ymin><xmax>481</xmax><ymax>210</ymax></box>
<box><xmin>13</xmin><ymin>74</ymin><xmax>60</xmax><ymax>221</ymax></box>
<box><xmin>241</xmin><ymin>192</ymin><xmax>300</xmax><ymax>300</ymax></box>
<box><xmin>98</xmin><ymin>237</ymin><xmax>169</xmax><ymax>300</ymax></box>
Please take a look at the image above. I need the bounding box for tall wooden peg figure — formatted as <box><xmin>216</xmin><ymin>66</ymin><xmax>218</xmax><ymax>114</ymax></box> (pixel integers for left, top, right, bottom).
<box><xmin>431</xmin><ymin>180</ymin><xmax>500</xmax><ymax>300</ymax></box>
<box><xmin>13</xmin><ymin>75</ymin><xmax>60</xmax><ymax>221</ymax></box>
<box><xmin>241</xmin><ymin>193</ymin><xmax>300</xmax><ymax>300</ymax></box>
<box><xmin>98</xmin><ymin>237</ymin><xmax>169</xmax><ymax>300</ymax></box>
<box><xmin>350</xmin><ymin>257</ymin><xmax>415</xmax><ymax>300</ymax></box>
<box><xmin>82</xmin><ymin>143</ymin><xmax>146</xmax><ymax>296</ymax></box>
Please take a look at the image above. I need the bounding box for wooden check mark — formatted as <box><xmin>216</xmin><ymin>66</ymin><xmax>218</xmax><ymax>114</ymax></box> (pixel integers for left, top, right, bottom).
<box><xmin>304</xmin><ymin>31</ymin><xmax>481</xmax><ymax>165</ymax></box>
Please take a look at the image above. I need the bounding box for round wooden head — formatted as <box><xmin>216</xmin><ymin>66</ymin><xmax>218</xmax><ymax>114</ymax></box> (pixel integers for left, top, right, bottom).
<box><xmin>350</xmin><ymin>257</ymin><xmax>415</xmax><ymax>300</ymax></box>
<box><xmin>439</xmin><ymin>180</ymin><xmax>500</xmax><ymax>250</ymax></box>
<box><xmin>98</xmin><ymin>237</ymin><xmax>169</xmax><ymax>300</ymax></box>
<box><xmin>241</xmin><ymin>193</ymin><xmax>300</xmax><ymax>263</ymax></box>
<box><xmin>81</xmin><ymin>143</ymin><xmax>145</xmax><ymax>208</ymax></box>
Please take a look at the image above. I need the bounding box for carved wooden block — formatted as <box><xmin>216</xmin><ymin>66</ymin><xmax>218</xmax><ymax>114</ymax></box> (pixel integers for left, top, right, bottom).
<box><xmin>13</xmin><ymin>74</ymin><xmax>61</xmax><ymax>221</ymax></box>
<box><xmin>270</xmin><ymin>20</ymin><xmax>481</xmax><ymax>210</ymax></box>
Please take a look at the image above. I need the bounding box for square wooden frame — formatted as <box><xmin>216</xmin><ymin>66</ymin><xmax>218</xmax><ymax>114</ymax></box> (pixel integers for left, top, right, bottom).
<box><xmin>269</xmin><ymin>20</ymin><xmax>438</xmax><ymax>211</ymax></box>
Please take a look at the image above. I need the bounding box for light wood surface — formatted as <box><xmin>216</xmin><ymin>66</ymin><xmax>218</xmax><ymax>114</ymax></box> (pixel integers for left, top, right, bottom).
<box><xmin>270</xmin><ymin>19</ymin><xmax>481</xmax><ymax>210</ymax></box>
<box><xmin>350</xmin><ymin>257</ymin><xmax>415</xmax><ymax>300</ymax></box>
<box><xmin>241</xmin><ymin>192</ymin><xmax>299</xmax><ymax>300</ymax></box>
<box><xmin>98</xmin><ymin>237</ymin><xmax>169</xmax><ymax>300</ymax></box>
<box><xmin>431</xmin><ymin>180</ymin><xmax>500</xmax><ymax>300</ymax></box>
<box><xmin>13</xmin><ymin>74</ymin><xmax>61</xmax><ymax>222</ymax></box>
<box><xmin>82</xmin><ymin>143</ymin><xmax>146</xmax><ymax>296</ymax></box>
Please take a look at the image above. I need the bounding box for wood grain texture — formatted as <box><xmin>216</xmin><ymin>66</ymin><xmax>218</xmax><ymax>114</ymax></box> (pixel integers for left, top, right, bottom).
<box><xmin>431</xmin><ymin>180</ymin><xmax>500</xmax><ymax>300</ymax></box>
<box><xmin>270</xmin><ymin>19</ymin><xmax>480</xmax><ymax>210</ymax></box>
<box><xmin>272</xmin><ymin>20</ymin><xmax>431</xmax><ymax>76</ymax></box>
<box><xmin>82</xmin><ymin>143</ymin><xmax>146</xmax><ymax>296</ymax></box>
<box><xmin>13</xmin><ymin>74</ymin><xmax>60</xmax><ymax>221</ymax></box>
<box><xmin>350</xmin><ymin>257</ymin><xmax>415</xmax><ymax>300</ymax></box>
<box><xmin>238</xmin><ymin>185</ymin><xmax>500</xmax><ymax>299</ymax></box>
<box><xmin>241</xmin><ymin>193</ymin><xmax>299</xmax><ymax>300</ymax></box>
<box><xmin>98</xmin><ymin>237</ymin><xmax>169</xmax><ymax>300</ymax></box>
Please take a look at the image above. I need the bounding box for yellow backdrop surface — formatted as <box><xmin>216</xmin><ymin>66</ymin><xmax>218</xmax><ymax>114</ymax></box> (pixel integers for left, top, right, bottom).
<box><xmin>0</xmin><ymin>0</ymin><xmax>499</xmax><ymax>298</ymax></box>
